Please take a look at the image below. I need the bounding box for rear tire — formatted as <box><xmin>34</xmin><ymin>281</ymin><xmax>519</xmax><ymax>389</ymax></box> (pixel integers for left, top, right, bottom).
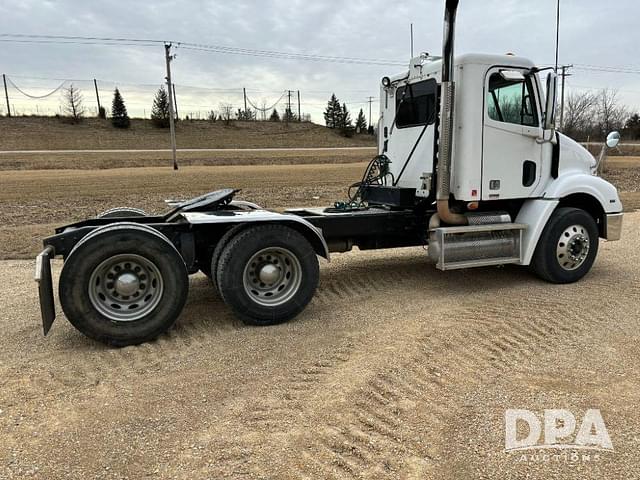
<box><xmin>59</xmin><ymin>224</ymin><xmax>188</xmax><ymax>346</ymax></box>
<box><xmin>216</xmin><ymin>224</ymin><xmax>319</xmax><ymax>326</ymax></box>
<box><xmin>531</xmin><ymin>207</ymin><xmax>599</xmax><ymax>284</ymax></box>
<box><xmin>206</xmin><ymin>224</ymin><xmax>247</xmax><ymax>290</ymax></box>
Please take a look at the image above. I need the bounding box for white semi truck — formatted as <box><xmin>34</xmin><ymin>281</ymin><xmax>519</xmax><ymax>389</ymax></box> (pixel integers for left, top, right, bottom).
<box><xmin>36</xmin><ymin>0</ymin><xmax>623</xmax><ymax>346</ymax></box>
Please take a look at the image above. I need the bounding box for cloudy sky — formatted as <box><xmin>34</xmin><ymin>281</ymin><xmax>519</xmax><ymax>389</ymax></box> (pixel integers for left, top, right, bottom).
<box><xmin>1</xmin><ymin>0</ymin><xmax>639</xmax><ymax>123</ymax></box>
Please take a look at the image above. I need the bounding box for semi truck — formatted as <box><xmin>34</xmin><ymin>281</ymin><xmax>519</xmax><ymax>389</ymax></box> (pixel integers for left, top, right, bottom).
<box><xmin>35</xmin><ymin>0</ymin><xmax>624</xmax><ymax>346</ymax></box>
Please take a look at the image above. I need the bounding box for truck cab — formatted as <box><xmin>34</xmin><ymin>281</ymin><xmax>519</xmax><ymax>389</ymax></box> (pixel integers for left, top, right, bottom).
<box><xmin>377</xmin><ymin>52</ymin><xmax>623</xmax><ymax>275</ymax></box>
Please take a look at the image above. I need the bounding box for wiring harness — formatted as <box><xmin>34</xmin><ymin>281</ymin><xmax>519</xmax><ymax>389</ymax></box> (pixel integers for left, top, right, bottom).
<box><xmin>326</xmin><ymin>154</ymin><xmax>393</xmax><ymax>212</ymax></box>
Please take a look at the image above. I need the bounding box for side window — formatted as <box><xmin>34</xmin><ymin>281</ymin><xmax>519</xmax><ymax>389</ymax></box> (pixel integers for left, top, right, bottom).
<box><xmin>395</xmin><ymin>78</ymin><xmax>437</xmax><ymax>129</ymax></box>
<box><xmin>486</xmin><ymin>73</ymin><xmax>538</xmax><ymax>127</ymax></box>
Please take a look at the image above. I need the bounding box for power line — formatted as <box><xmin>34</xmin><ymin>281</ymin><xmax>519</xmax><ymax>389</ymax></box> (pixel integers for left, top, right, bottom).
<box><xmin>0</xmin><ymin>33</ymin><xmax>405</xmax><ymax>66</ymax></box>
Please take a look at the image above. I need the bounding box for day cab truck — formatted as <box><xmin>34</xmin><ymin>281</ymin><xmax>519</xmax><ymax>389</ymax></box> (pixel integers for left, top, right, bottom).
<box><xmin>35</xmin><ymin>0</ymin><xmax>623</xmax><ymax>346</ymax></box>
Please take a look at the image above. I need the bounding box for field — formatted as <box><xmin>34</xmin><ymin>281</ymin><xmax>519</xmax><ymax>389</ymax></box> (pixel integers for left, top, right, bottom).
<box><xmin>0</xmin><ymin>117</ymin><xmax>376</xmax><ymax>151</ymax></box>
<box><xmin>0</xmin><ymin>156</ymin><xmax>638</xmax><ymax>260</ymax></box>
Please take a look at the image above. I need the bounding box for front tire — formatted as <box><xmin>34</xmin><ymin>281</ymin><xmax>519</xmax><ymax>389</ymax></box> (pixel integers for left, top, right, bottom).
<box><xmin>531</xmin><ymin>207</ymin><xmax>599</xmax><ymax>284</ymax></box>
<box><xmin>59</xmin><ymin>224</ymin><xmax>189</xmax><ymax>346</ymax></box>
<box><xmin>216</xmin><ymin>224</ymin><xmax>319</xmax><ymax>326</ymax></box>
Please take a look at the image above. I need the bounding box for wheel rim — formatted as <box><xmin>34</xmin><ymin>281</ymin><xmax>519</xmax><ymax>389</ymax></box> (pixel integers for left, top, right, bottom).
<box><xmin>242</xmin><ymin>247</ymin><xmax>302</xmax><ymax>307</ymax></box>
<box><xmin>556</xmin><ymin>224</ymin><xmax>591</xmax><ymax>271</ymax></box>
<box><xmin>88</xmin><ymin>254</ymin><xmax>164</xmax><ymax>322</ymax></box>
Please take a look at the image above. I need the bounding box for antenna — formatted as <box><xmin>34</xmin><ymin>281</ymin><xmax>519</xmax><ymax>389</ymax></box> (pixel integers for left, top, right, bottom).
<box><xmin>410</xmin><ymin>23</ymin><xmax>414</xmax><ymax>58</ymax></box>
<box><xmin>554</xmin><ymin>0</ymin><xmax>560</xmax><ymax>72</ymax></box>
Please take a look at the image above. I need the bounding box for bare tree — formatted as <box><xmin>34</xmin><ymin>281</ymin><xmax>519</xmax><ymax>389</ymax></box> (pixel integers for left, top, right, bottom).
<box><xmin>219</xmin><ymin>103</ymin><xmax>234</xmax><ymax>126</ymax></box>
<box><xmin>562</xmin><ymin>90</ymin><xmax>598</xmax><ymax>139</ymax></box>
<box><xmin>62</xmin><ymin>83</ymin><xmax>85</xmax><ymax>123</ymax></box>
<box><xmin>597</xmin><ymin>89</ymin><xmax>627</xmax><ymax>137</ymax></box>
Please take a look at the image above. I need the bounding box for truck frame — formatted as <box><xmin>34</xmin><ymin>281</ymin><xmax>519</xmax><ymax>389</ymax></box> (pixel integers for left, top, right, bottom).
<box><xmin>35</xmin><ymin>0</ymin><xmax>624</xmax><ymax>346</ymax></box>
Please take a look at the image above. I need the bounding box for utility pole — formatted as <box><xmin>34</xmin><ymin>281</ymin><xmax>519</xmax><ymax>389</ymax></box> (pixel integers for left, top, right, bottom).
<box><xmin>93</xmin><ymin>79</ymin><xmax>101</xmax><ymax>114</ymax></box>
<box><xmin>559</xmin><ymin>64</ymin><xmax>572</xmax><ymax>132</ymax></box>
<box><xmin>164</xmin><ymin>43</ymin><xmax>178</xmax><ymax>170</ymax></box>
<box><xmin>297</xmin><ymin>90</ymin><xmax>301</xmax><ymax>122</ymax></box>
<box><xmin>3</xmin><ymin>74</ymin><xmax>11</xmax><ymax>117</ymax></box>
<box><xmin>243</xmin><ymin>87</ymin><xmax>248</xmax><ymax>116</ymax></box>
<box><xmin>172</xmin><ymin>83</ymin><xmax>179</xmax><ymax>120</ymax></box>
<box><xmin>367</xmin><ymin>96</ymin><xmax>374</xmax><ymax>130</ymax></box>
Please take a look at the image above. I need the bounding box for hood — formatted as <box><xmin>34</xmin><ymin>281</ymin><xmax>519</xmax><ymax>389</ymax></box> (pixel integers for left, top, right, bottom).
<box><xmin>558</xmin><ymin>133</ymin><xmax>597</xmax><ymax>175</ymax></box>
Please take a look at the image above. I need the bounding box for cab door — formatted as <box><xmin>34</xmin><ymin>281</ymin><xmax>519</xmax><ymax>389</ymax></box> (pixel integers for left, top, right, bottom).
<box><xmin>482</xmin><ymin>68</ymin><xmax>543</xmax><ymax>200</ymax></box>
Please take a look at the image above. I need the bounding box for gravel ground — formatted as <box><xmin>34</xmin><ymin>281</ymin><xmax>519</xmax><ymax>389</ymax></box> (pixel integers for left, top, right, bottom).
<box><xmin>0</xmin><ymin>213</ymin><xmax>638</xmax><ymax>479</ymax></box>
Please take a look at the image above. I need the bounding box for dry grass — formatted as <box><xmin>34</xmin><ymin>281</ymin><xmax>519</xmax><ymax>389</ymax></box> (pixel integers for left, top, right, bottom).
<box><xmin>0</xmin><ymin>157</ymin><xmax>636</xmax><ymax>260</ymax></box>
<box><xmin>0</xmin><ymin>163</ymin><xmax>366</xmax><ymax>259</ymax></box>
<box><xmin>0</xmin><ymin>116</ymin><xmax>376</xmax><ymax>151</ymax></box>
<box><xmin>0</xmin><ymin>148</ymin><xmax>374</xmax><ymax>171</ymax></box>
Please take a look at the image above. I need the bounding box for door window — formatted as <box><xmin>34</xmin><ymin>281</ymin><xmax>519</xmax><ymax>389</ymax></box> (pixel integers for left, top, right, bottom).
<box><xmin>486</xmin><ymin>73</ymin><xmax>538</xmax><ymax>127</ymax></box>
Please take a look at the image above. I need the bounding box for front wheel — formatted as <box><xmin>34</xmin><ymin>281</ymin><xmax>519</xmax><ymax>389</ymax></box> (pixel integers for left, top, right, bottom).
<box><xmin>59</xmin><ymin>224</ymin><xmax>189</xmax><ymax>346</ymax></box>
<box><xmin>531</xmin><ymin>207</ymin><xmax>599</xmax><ymax>284</ymax></box>
<box><xmin>216</xmin><ymin>224</ymin><xmax>319</xmax><ymax>326</ymax></box>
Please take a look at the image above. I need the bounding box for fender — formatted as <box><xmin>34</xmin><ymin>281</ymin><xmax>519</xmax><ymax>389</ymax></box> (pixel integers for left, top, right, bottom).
<box><xmin>516</xmin><ymin>199</ymin><xmax>559</xmax><ymax>265</ymax></box>
<box><xmin>543</xmin><ymin>173</ymin><xmax>623</xmax><ymax>214</ymax></box>
<box><xmin>180</xmin><ymin>210</ymin><xmax>330</xmax><ymax>261</ymax></box>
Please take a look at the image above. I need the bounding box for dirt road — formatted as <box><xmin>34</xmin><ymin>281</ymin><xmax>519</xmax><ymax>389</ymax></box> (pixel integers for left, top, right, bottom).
<box><xmin>1</xmin><ymin>213</ymin><xmax>639</xmax><ymax>479</ymax></box>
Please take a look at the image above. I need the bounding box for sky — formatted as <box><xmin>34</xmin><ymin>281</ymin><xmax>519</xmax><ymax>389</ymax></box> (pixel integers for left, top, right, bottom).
<box><xmin>1</xmin><ymin>0</ymin><xmax>639</xmax><ymax>124</ymax></box>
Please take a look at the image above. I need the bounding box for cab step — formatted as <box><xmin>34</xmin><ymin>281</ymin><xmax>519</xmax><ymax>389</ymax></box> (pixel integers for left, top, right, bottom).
<box><xmin>428</xmin><ymin>223</ymin><xmax>527</xmax><ymax>271</ymax></box>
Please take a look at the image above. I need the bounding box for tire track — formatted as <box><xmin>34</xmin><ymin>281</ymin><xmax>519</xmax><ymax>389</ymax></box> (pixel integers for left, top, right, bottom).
<box><xmin>287</xmin><ymin>279</ymin><xmax>632</xmax><ymax>479</ymax></box>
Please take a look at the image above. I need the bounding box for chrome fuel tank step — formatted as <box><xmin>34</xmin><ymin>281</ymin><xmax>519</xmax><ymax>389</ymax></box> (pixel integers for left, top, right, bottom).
<box><xmin>429</xmin><ymin>223</ymin><xmax>527</xmax><ymax>270</ymax></box>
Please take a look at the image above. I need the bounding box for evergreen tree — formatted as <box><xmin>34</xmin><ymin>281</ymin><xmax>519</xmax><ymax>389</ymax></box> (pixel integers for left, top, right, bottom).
<box><xmin>323</xmin><ymin>93</ymin><xmax>342</xmax><ymax>129</ymax></box>
<box><xmin>151</xmin><ymin>86</ymin><xmax>170</xmax><ymax>128</ymax></box>
<box><xmin>236</xmin><ymin>108</ymin><xmax>255</xmax><ymax>121</ymax></box>
<box><xmin>284</xmin><ymin>106</ymin><xmax>297</xmax><ymax>123</ymax></box>
<box><xmin>269</xmin><ymin>108</ymin><xmax>281</xmax><ymax>122</ymax></box>
<box><xmin>339</xmin><ymin>103</ymin><xmax>352</xmax><ymax>129</ymax></box>
<box><xmin>61</xmin><ymin>84</ymin><xmax>85</xmax><ymax>123</ymax></box>
<box><xmin>625</xmin><ymin>113</ymin><xmax>640</xmax><ymax>139</ymax></box>
<box><xmin>355</xmin><ymin>108</ymin><xmax>367</xmax><ymax>133</ymax></box>
<box><xmin>111</xmin><ymin>88</ymin><xmax>130</xmax><ymax>129</ymax></box>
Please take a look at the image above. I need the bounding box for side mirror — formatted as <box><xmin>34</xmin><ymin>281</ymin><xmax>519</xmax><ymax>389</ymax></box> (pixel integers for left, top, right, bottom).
<box><xmin>606</xmin><ymin>131</ymin><xmax>620</xmax><ymax>149</ymax></box>
<box><xmin>544</xmin><ymin>72</ymin><xmax>558</xmax><ymax>130</ymax></box>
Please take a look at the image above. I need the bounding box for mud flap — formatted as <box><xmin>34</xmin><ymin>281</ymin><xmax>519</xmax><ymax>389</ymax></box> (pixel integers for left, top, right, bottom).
<box><xmin>35</xmin><ymin>246</ymin><xmax>55</xmax><ymax>335</ymax></box>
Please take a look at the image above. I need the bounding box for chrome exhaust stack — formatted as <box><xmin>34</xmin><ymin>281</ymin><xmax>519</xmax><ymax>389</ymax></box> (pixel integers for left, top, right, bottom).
<box><xmin>435</xmin><ymin>0</ymin><xmax>467</xmax><ymax>226</ymax></box>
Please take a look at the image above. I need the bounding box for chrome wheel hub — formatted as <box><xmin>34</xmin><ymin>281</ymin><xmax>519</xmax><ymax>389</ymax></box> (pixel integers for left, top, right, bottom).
<box><xmin>243</xmin><ymin>247</ymin><xmax>302</xmax><ymax>307</ymax></box>
<box><xmin>556</xmin><ymin>225</ymin><xmax>590</xmax><ymax>271</ymax></box>
<box><xmin>88</xmin><ymin>254</ymin><xmax>164</xmax><ymax>322</ymax></box>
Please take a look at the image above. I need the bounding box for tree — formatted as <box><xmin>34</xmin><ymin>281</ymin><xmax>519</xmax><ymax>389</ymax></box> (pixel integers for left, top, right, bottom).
<box><xmin>283</xmin><ymin>106</ymin><xmax>297</xmax><ymax>123</ymax></box>
<box><xmin>111</xmin><ymin>88</ymin><xmax>130</xmax><ymax>129</ymax></box>
<box><xmin>562</xmin><ymin>91</ymin><xmax>597</xmax><ymax>140</ymax></box>
<box><xmin>625</xmin><ymin>113</ymin><xmax>640</xmax><ymax>140</ymax></box>
<box><xmin>323</xmin><ymin>93</ymin><xmax>342</xmax><ymax>129</ymax></box>
<box><xmin>355</xmin><ymin>108</ymin><xmax>367</xmax><ymax>133</ymax></box>
<box><xmin>219</xmin><ymin>103</ymin><xmax>234</xmax><ymax>125</ymax></box>
<box><xmin>207</xmin><ymin>110</ymin><xmax>217</xmax><ymax>122</ymax></box>
<box><xmin>62</xmin><ymin>83</ymin><xmax>85</xmax><ymax>123</ymax></box>
<box><xmin>269</xmin><ymin>108</ymin><xmax>280</xmax><ymax>122</ymax></box>
<box><xmin>236</xmin><ymin>108</ymin><xmax>255</xmax><ymax>121</ymax></box>
<box><xmin>335</xmin><ymin>103</ymin><xmax>354</xmax><ymax>137</ymax></box>
<box><xmin>151</xmin><ymin>86</ymin><xmax>170</xmax><ymax>128</ymax></box>
<box><xmin>597</xmin><ymin>89</ymin><xmax>627</xmax><ymax>137</ymax></box>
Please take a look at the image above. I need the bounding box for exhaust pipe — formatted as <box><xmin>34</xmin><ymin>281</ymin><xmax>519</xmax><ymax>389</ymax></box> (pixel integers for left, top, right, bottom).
<box><xmin>435</xmin><ymin>0</ymin><xmax>467</xmax><ymax>226</ymax></box>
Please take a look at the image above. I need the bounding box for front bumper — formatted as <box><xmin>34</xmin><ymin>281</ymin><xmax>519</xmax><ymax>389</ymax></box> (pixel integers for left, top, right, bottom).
<box><xmin>35</xmin><ymin>246</ymin><xmax>56</xmax><ymax>335</ymax></box>
<box><xmin>605</xmin><ymin>213</ymin><xmax>624</xmax><ymax>241</ymax></box>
